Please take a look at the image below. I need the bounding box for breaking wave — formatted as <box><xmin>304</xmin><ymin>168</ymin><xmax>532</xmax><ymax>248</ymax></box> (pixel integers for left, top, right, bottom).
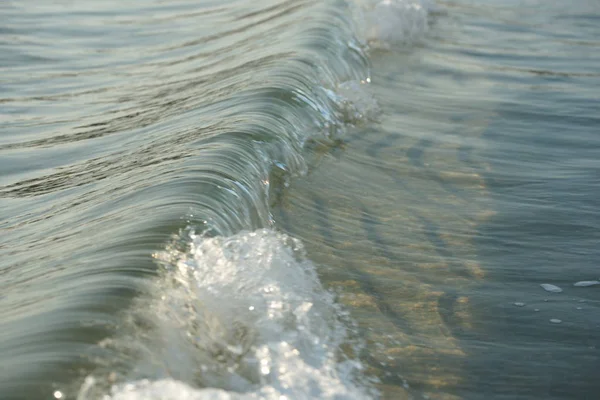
<box><xmin>64</xmin><ymin>1</ymin><xmax>437</xmax><ymax>399</ymax></box>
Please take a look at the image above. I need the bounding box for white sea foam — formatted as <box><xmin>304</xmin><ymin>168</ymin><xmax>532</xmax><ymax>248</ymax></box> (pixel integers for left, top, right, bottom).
<box><xmin>329</xmin><ymin>80</ymin><xmax>381</xmax><ymax>124</ymax></box>
<box><xmin>79</xmin><ymin>229</ymin><xmax>372</xmax><ymax>400</ymax></box>
<box><xmin>352</xmin><ymin>0</ymin><xmax>436</xmax><ymax>48</ymax></box>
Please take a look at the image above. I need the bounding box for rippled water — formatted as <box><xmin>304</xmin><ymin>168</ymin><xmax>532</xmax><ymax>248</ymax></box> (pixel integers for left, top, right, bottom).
<box><xmin>1</xmin><ymin>1</ymin><xmax>599</xmax><ymax>399</ymax></box>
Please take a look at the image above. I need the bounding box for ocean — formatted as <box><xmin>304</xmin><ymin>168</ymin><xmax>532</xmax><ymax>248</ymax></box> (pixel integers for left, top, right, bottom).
<box><xmin>1</xmin><ymin>1</ymin><xmax>599</xmax><ymax>399</ymax></box>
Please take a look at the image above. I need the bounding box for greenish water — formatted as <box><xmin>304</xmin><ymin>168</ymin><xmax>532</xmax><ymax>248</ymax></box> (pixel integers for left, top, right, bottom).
<box><xmin>1</xmin><ymin>1</ymin><xmax>599</xmax><ymax>399</ymax></box>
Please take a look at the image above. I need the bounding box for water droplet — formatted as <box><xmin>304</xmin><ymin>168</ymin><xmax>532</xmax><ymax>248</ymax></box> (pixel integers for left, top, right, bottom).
<box><xmin>53</xmin><ymin>392</ymin><xmax>63</xmax><ymax>399</ymax></box>
<box><xmin>514</xmin><ymin>302</ymin><xmax>526</xmax><ymax>307</ymax></box>
<box><xmin>550</xmin><ymin>319</ymin><xmax>562</xmax><ymax>324</ymax></box>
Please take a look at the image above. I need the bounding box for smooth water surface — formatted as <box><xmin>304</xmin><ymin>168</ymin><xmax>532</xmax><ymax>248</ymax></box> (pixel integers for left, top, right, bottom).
<box><xmin>1</xmin><ymin>1</ymin><xmax>599</xmax><ymax>399</ymax></box>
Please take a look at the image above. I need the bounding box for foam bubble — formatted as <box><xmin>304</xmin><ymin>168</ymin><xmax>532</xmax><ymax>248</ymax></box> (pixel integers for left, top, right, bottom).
<box><xmin>79</xmin><ymin>229</ymin><xmax>372</xmax><ymax>400</ymax></box>
<box><xmin>573</xmin><ymin>281</ymin><xmax>600</xmax><ymax>287</ymax></box>
<box><xmin>540</xmin><ymin>284</ymin><xmax>562</xmax><ymax>293</ymax></box>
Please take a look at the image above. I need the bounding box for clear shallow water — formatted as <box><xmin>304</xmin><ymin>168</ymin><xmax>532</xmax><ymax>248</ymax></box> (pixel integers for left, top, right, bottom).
<box><xmin>1</xmin><ymin>1</ymin><xmax>599</xmax><ymax>399</ymax></box>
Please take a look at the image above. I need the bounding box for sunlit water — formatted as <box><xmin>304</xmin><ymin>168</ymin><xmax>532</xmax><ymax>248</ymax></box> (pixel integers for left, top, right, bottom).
<box><xmin>1</xmin><ymin>1</ymin><xmax>599</xmax><ymax>399</ymax></box>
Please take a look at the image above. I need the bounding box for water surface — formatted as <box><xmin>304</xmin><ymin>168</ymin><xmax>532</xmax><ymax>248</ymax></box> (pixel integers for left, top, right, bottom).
<box><xmin>1</xmin><ymin>1</ymin><xmax>599</xmax><ymax>399</ymax></box>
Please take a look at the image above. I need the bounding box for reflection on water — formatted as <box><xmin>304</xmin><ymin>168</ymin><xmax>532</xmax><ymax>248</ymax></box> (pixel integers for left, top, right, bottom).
<box><xmin>1</xmin><ymin>0</ymin><xmax>600</xmax><ymax>399</ymax></box>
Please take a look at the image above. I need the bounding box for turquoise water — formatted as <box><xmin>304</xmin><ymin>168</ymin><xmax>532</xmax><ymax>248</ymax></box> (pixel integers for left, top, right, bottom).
<box><xmin>1</xmin><ymin>1</ymin><xmax>599</xmax><ymax>399</ymax></box>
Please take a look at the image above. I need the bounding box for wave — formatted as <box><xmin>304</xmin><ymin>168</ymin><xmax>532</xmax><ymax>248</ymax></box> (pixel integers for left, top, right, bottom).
<box><xmin>71</xmin><ymin>1</ymin><xmax>436</xmax><ymax>399</ymax></box>
<box><xmin>0</xmin><ymin>0</ymin><xmax>436</xmax><ymax>399</ymax></box>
